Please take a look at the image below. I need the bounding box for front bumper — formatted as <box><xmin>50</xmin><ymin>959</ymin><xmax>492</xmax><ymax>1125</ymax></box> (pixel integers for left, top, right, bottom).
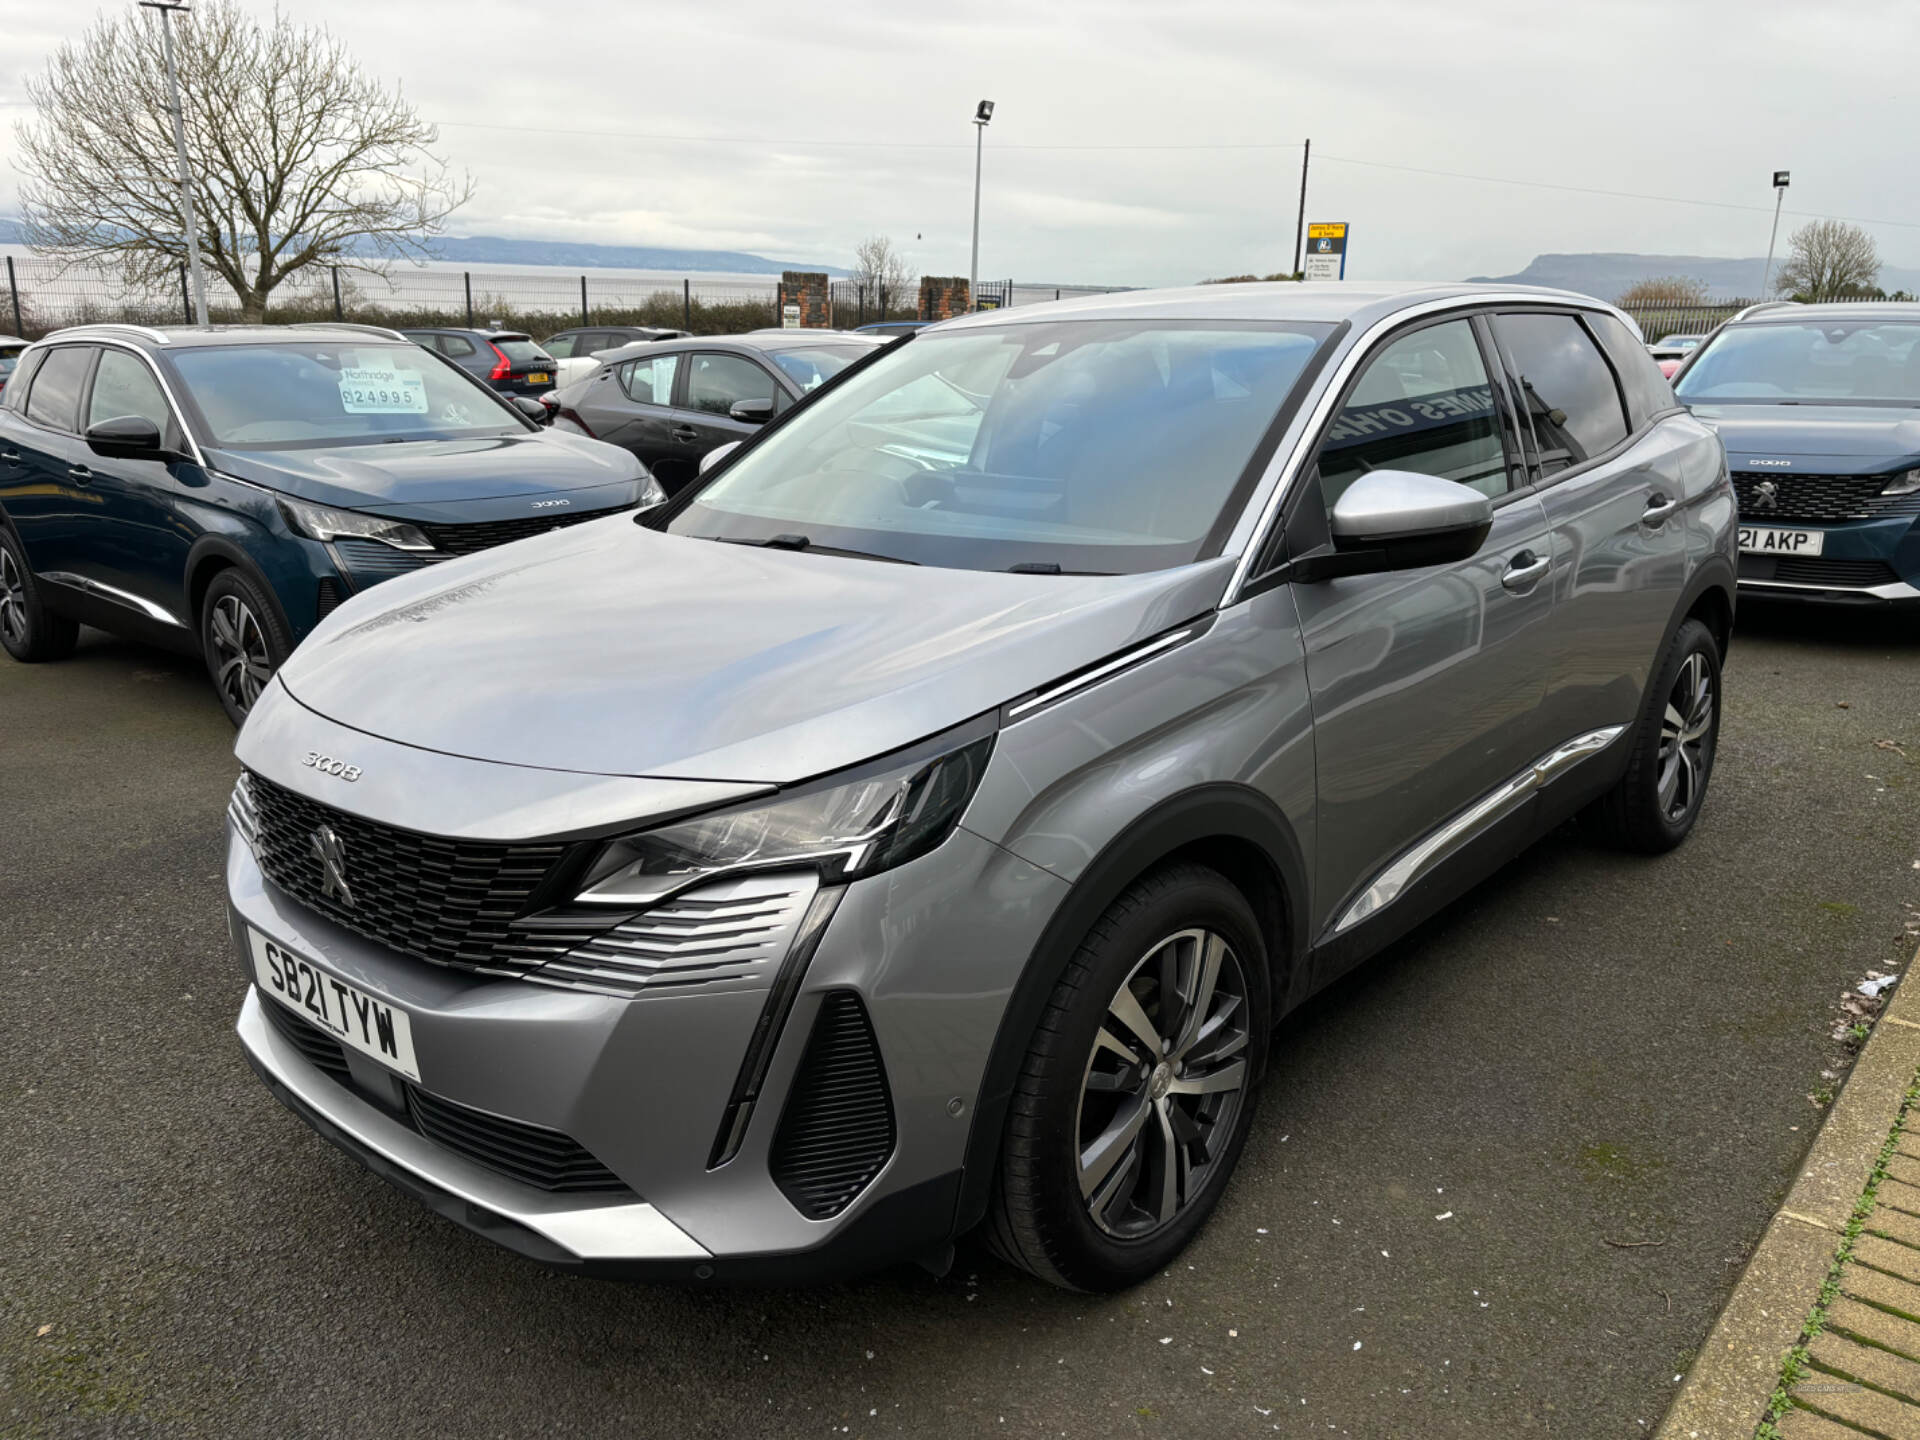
<box><xmin>1736</xmin><ymin>515</ymin><xmax>1920</xmax><ymax>605</ymax></box>
<box><xmin>226</xmin><ymin>788</ymin><xmax>1067</xmax><ymax>1279</ymax></box>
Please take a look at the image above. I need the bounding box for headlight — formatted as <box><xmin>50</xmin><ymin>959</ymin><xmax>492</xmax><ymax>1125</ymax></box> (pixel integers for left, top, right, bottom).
<box><xmin>279</xmin><ymin>496</ymin><xmax>434</xmax><ymax>551</ymax></box>
<box><xmin>1882</xmin><ymin>468</ymin><xmax>1920</xmax><ymax>497</ymax></box>
<box><xmin>576</xmin><ymin>729</ymin><xmax>995</xmax><ymax>905</ymax></box>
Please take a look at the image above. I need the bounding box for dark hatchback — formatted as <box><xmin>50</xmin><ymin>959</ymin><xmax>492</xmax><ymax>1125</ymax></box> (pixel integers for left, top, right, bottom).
<box><xmin>1673</xmin><ymin>302</ymin><xmax>1920</xmax><ymax>606</ymax></box>
<box><xmin>0</xmin><ymin>324</ymin><xmax>661</xmax><ymax>722</ymax></box>
<box><xmin>550</xmin><ymin>331</ymin><xmax>881</xmax><ymax>492</ymax></box>
<box><xmin>401</xmin><ymin>328</ymin><xmax>559</xmax><ymax>396</ymax></box>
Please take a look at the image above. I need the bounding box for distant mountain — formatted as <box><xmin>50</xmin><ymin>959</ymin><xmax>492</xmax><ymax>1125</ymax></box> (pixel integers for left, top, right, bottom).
<box><xmin>413</xmin><ymin>233</ymin><xmax>850</xmax><ymax>276</ymax></box>
<box><xmin>1470</xmin><ymin>251</ymin><xmax>1920</xmax><ymax>303</ymax></box>
<box><xmin>0</xmin><ymin>216</ymin><xmax>847</xmax><ymax>276</ymax></box>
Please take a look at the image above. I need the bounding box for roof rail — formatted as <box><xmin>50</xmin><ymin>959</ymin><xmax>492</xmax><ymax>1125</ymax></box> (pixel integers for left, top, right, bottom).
<box><xmin>1729</xmin><ymin>300</ymin><xmax>1798</xmax><ymax>323</ymax></box>
<box><xmin>48</xmin><ymin>322</ymin><xmax>172</xmax><ymax>344</ymax></box>
<box><xmin>288</xmin><ymin>321</ymin><xmax>409</xmax><ymax>342</ymax></box>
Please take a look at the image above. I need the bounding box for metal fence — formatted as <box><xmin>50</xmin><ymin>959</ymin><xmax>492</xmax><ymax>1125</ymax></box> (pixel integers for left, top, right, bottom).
<box><xmin>0</xmin><ymin>253</ymin><xmax>1140</xmax><ymax>341</ymax></box>
<box><xmin>1617</xmin><ymin>301</ymin><xmax>1764</xmax><ymax>345</ymax></box>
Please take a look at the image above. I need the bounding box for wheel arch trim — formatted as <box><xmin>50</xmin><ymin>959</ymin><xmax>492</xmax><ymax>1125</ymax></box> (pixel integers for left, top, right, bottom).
<box><xmin>953</xmin><ymin>783</ymin><xmax>1310</xmax><ymax>1234</ymax></box>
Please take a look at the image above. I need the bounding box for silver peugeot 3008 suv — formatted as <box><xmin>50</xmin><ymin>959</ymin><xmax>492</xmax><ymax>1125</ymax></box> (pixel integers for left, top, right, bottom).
<box><xmin>227</xmin><ymin>283</ymin><xmax>1734</xmax><ymax>1291</ymax></box>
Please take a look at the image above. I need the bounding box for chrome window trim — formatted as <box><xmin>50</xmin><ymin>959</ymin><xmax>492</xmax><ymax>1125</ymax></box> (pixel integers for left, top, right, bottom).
<box><xmin>25</xmin><ymin>334</ymin><xmax>208</xmax><ymax>469</ymax></box>
<box><xmin>39</xmin><ymin>570</ymin><xmax>186</xmax><ymax>627</ymax></box>
<box><xmin>1003</xmin><ymin>624</ymin><xmax>1202</xmax><ymax>722</ymax></box>
<box><xmin>1739</xmin><ymin>577</ymin><xmax>1920</xmax><ymax>601</ymax></box>
<box><xmin>1222</xmin><ymin>291</ymin><xmax>1638</xmax><ymax>605</ymax></box>
<box><xmin>1331</xmin><ymin>725</ymin><xmax>1626</xmax><ymax>936</ymax></box>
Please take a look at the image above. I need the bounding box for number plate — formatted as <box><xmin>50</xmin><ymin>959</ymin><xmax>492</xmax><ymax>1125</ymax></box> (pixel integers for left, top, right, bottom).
<box><xmin>1739</xmin><ymin>525</ymin><xmax>1825</xmax><ymax>556</ymax></box>
<box><xmin>249</xmin><ymin>927</ymin><xmax>420</xmax><ymax>1080</ymax></box>
<box><xmin>526</xmin><ymin>372</ymin><xmax>551</xmax><ymax>385</ymax></box>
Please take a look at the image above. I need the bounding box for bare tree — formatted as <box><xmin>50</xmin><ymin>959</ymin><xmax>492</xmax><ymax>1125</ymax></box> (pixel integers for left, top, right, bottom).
<box><xmin>1773</xmin><ymin>220</ymin><xmax>1881</xmax><ymax>301</ymax></box>
<box><xmin>1616</xmin><ymin>275</ymin><xmax>1708</xmax><ymax>308</ymax></box>
<box><xmin>851</xmin><ymin>235</ymin><xmax>915</xmax><ymax>311</ymax></box>
<box><xmin>16</xmin><ymin>1</ymin><xmax>472</xmax><ymax>322</ymax></box>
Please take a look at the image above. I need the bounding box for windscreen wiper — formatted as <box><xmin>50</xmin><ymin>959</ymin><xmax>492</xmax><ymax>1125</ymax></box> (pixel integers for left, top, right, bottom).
<box><xmin>720</xmin><ymin>534</ymin><xmax>917</xmax><ymax>564</ymax></box>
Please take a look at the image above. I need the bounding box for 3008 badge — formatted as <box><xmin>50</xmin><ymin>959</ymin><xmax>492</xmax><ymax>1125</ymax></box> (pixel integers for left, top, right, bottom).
<box><xmin>301</xmin><ymin>752</ymin><xmax>362</xmax><ymax>781</ymax></box>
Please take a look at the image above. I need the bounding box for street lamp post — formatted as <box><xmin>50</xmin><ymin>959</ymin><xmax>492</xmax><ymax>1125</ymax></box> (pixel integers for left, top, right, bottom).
<box><xmin>1761</xmin><ymin>169</ymin><xmax>1790</xmax><ymax>299</ymax></box>
<box><xmin>969</xmin><ymin>100</ymin><xmax>993</xmax><ymax>312</ymax></box>
<box><xmin>139</xmin><ymin>0</ymin><xmax>209</xmax><ymax>325</ymax></box>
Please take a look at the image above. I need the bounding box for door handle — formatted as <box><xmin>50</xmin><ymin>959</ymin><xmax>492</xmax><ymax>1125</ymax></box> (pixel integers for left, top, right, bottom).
<box><xmin>670</xmin><ymin>425</ymin><xmax>699</xmax><ymax>440</ymax></box>
<box><xmin>67</xmin><ymin>465</ymin><xmax>93</xmax><ymax>484</ymax></box>
<box><xmin>1500</xmin><ymin>551</ymin><xmax>1550</xmax><ymax>591</ymax></box>
<box><xmin>1641</xmin><ymin>493</ymin><xmax>1679</xmax><ymax>525</ymax></box>
<box><xmin>0</xmin><ymin>450</ymin><xmax>19</xmax><ymax>463</ymax></box>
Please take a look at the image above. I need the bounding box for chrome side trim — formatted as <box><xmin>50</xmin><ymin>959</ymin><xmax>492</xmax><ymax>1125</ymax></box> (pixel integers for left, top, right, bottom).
<box><xmin>39</xmin><ymin>570</ymin><xmax>186</xmax><ymax>627</ymax></box>
<box><xmin>1332</xmin><ymin>725</ymin><xmax>1626</xmax><ymax>935</ymax></box>
<box><xmin>1739</xmin><ymin>577</ymin><xmax>1920</xmax><ymax>601</ymax></box>
<box><xmin>1004</xmin><ymin>626</ymin><xmax>1200</xmax><ymax>721</ymax></box>
<box><xmin>237</xmin><ymin>989</ymin><xmax>711</xmax><ymax>1261</ymax></box>
<box><xmin>1222</xmin><ymin>290</ymin><xmax>1642</xmax><ymax>603</ymax></box>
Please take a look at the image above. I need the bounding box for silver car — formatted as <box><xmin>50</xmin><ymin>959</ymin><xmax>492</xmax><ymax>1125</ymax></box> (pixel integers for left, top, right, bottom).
<box><xmin>228</xmin><ymin>282</ymin><xmax>1734</xmax><ymax>1291</ymax></box>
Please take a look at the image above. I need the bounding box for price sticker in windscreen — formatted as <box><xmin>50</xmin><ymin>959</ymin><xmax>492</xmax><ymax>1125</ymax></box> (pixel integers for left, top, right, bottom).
<box><xmin>338</xmin><ymin>366</ymin><xmax>428</xmax><ymax>414</ymax></box>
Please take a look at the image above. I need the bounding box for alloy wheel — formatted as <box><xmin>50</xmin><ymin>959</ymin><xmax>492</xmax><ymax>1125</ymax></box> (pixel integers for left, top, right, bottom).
<box><xmin>0</xmin><ymin>546</ymin><xmax>26</xmax><ymax>648</ymax></box>
<box><xmin>1076</xmin><ymin>927</ymin><xmax>1251</xmax><ymax>1240</ymax></box>
<box><xmin>1657</xmin><ymin>650</ymin><xmax>1715</xmax><ymax>822</ymax></box>
<box><xmin>209</xmin><ymin>594</ymin><xmax>272</xmax><ymax>714</ymax></box>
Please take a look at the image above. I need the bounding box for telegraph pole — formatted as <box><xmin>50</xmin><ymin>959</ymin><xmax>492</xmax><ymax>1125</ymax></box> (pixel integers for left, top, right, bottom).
<box><xmin>140</xmin><ymin>0</ymin><xmax>209</xmax><ymax>325</ymax></box>
<box><xmin>1292</xmin><ymin>139</ymin><xmax>1311</xmax><ymax>279</ymax></box>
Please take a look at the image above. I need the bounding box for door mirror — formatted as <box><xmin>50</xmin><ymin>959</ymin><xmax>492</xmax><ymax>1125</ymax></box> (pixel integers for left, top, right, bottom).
<box><xmin>510</xmin><ymin>395</ymin><xmax>548</xmax><ymax>423</ymax></box>
<box><xmin>699</xmin><ymin>440</ymin><xmax>742</xmax><ymax>476</ymax></box>
<box><xmin>84</xmin><ymin>414</ymin><xmax>167</xmax><ymax>460</ymax></box>
<box><xmin>728</xmin><ymin>398</ymin><xmax>775</xmax><ymax>425</ymax></box>
<box><xmin>1299</xmin><ymin>470</ymin><xmax>1494</xmax><ymax>579</ymax></box>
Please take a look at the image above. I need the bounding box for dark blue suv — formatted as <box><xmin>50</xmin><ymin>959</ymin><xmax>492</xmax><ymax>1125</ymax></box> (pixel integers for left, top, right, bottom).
<box><xmin>0</xmin><ymin>323</ymin><xmax>662</xmax><ymax>722</ymax></box>
<box><xmin>1673</xmin><ymin>302</ymin><xmax>1920</xmax><ymax>607</ymax></box>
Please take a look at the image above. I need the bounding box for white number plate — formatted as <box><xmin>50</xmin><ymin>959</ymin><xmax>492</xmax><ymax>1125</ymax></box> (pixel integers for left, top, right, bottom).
<box><xmin>249</xmin><ymin>927</ymin><xmax>420</xmax><ymax>1080</ymax></box>
<box><xmin>1739</xmin><ymin>525</ymin><xmax>1825</xmax><ymax>556</ymax></box>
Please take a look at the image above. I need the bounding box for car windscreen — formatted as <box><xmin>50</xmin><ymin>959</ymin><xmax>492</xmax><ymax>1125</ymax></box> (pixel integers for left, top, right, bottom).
<box><xmin>768</xmin><ymin>344</ymin><xmax>873</xmax><ymax>392</ymax></box>
<box><xmin>492</xmin><ymin>338</ymin><xmax>550</xmax><ymax>363</ymax></box>
<box><xmin>664</xmin><ymin>319</ymin><xmax>1333</xmax><ymax>573</ymax></box>
<box><xmin>1675</xmin><ymin>320</ymin><xmax>1920</xmax><ymax>404</ymax></box>
<box><xmin>169</xmin><ymin>342</ymin><xmax>527</xmax><ymax>448</ymax></box>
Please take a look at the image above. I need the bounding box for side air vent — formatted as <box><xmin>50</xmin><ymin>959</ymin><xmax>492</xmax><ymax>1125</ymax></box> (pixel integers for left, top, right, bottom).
<box><xmin>768</xmin><ymin>992</ymin><xmax>895</xmax><ymax>1220</ymax></box>
<box><xmin>315</xmin><ymin>578</ymin><xmax>345</xmax><ymax>621</ymax></box>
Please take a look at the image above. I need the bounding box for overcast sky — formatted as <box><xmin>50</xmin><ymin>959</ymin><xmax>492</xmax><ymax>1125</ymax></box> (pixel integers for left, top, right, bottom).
<box><xmin>0</xmin><ymin>0</ymin><xmax>1915</xmax><ymax>287</ymax></box>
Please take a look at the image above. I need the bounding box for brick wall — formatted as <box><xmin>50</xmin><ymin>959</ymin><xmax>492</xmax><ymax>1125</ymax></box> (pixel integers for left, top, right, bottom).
<box><xmin>780</xmin><ymin>271</ymin><xmax>832</xmax><ymax>328</ymax></box>
<box><xmin>919</xmin><ymin>276</ymin><xmax>971</xmax><ymax>321</ymax></box>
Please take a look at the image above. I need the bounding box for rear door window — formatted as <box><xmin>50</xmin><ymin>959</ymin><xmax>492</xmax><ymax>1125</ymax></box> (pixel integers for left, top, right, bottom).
<box><xmin>4</xmin><ymin>348</ymin><xmax>46</xmax><ymax>410</ymax></box>
<box><xmin>543</xmin><ymin>333</ymin><xmax>577</xmax><ymax>359</ymax></box>
<box><xmin>440</xmin><ymin>335</ymin><xmax>476</xmax><ymax>358</ymax></box>
<box><xmin>1585</xmin><ymin>312</ymin><xmax>1676</xmax><ymax>429</ymax></box>
<box><xmin>1492</xmin><ymin>312</ymin><xmax>1631</xmax><ymax>473</ymax></box>
<box><xmin>1317</xmin><ymin>318</ymin><xmax>1510</xmax><ymax>505</ymax></box>
<box><xmin>25</xmin><ymin>346</ymin><xmax>93</xmax><ymax>431</ymax></box>
<box><xmin>619</xmin><ymin>352</ymin><xmax>680</xmax><ymax>406</ymax></box>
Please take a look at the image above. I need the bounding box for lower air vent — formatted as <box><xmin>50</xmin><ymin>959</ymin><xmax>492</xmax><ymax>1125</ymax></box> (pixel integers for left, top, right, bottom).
<box><xmin>315</xmin><ymin>578</ymin><xmax>344</xmax><ymax>621</ymax></box>
<box><xmin>259</xmin><ymin>992</ymin><xmax>352</xmax><ymax>1083</ymax></box>
<box><xmin>768</xmin><ymin>992</ymin><xmax>895</xmax><ymax>1219</ymax></box>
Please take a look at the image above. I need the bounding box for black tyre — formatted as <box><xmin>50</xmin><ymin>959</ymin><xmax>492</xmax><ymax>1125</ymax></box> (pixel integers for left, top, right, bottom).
<box><xmin>1591</xmin><ymin>616</ymin><xmax>1721</xmax><ymax>853</ymax></box>
<box><xmin>987</xmin><ymin>863</ymin><xmax>1270</xmax><ymax>1291</ymax></box>
<box><xmin>199</xmin><ymin>567</ymin><xmax>291</xmax><ymax>726</ymax></box>
<box><xmin>0</xmin><ymin>525</ymin><xmax>80</xmax><ymax>663</ymax></box>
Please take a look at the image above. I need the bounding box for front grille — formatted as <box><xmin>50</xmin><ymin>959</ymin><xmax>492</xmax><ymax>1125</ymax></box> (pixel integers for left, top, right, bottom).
<box><xmin>1740</xmin><ymin>554</ymin><xmax>1901</xmax><ymax>588</ymax></box>
<box><xmin>261</xmin><ymin>997</ymin><xmax>627</xmax><ymax>1193</ymax></box>
<box><xmin>420</xmin><ymin>506</ymin><xmax>625</xmax><ymax>557</ymax></box>
<box><xmin>405</xmin><ymin>1086</ymin><xmax>626</xmax><ymax>1193</ymax></box>
<box><xmin>260</xmin><ymin>993</ymin><xmax>351</xmax><ymax>1083</ymax></box>
<box><xmin>769</xmin><ymin>992</ymin><xmax>895</xmax><ymax>1220</ymax></box>
<box><xmin>1732</xmin><ymin>470</ymin><xmax>1920</xmax><ymax>525</ymax></box>
<box><xmin>242</xmin><ymin>772</ymin><xmax>582</xmax><ymax>979</ymax></box>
